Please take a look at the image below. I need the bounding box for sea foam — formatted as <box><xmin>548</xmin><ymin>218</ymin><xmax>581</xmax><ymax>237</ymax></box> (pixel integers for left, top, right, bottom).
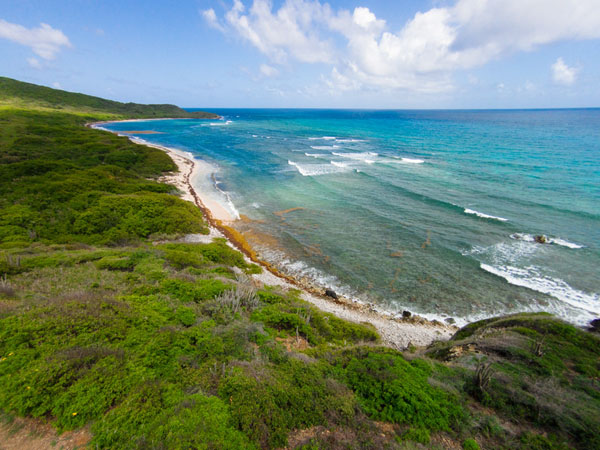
<box><xmin>288</xmin><ymin>160</ymin><xmax>348</xmax><ymax>177</ymax></box>
<box><xmin>330</xmin><ymin>161</ymin><xmax>348</xmax><ymax>168</ymax></box>
<box><xmin>480</xmin><ymin>264</ymin><xmax>600</xmax><ymax>315</ymax></box>
<box><xmin>332</xmin><ymin>151</ymin><xmax>378</xmax><ymax>161</ymax></box>
<box><xmin>510</xmin><ymin>233</ymin><xmax>583</xmax><ymax>249</ymax></box>
<box><xmin>464</xmin><ymin>208</ymin><xmax>508</xmax><ymax>222</ymax></box>
<box><xmin>388</xmin><ymin>157</ymin><xmax>425</xmax><ymax>164</ymax></box>
<box><xmin>211</xmin><ymin>175</ymin><xmax>240</xmax><ymax>220</ymax></box>
<box><xmin>310</xmin><ymin>145</ymin><xmax>339</xmax><ymax>150</ymax></box>
<box><xmin>549</xmin><ymin>238</ymin><xmax>584</xmax><ymax>249</ymax></box>
<box><xmin>203</xmin><ymin>121</ymin><xmax>232</xmax><ymax>127</ymax></box>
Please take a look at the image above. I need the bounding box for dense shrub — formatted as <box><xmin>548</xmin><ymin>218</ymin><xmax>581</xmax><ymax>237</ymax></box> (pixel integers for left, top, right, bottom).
<box><xmin>463</xmin><ymin>438</ymin><xmax>480</xmax><ymax>450</ymax></box>
<box><xmin>91</xmin><ymin>383</ymin><xmax>252</xmax><ymax>449</ymax></box>
<box><xmin>251</xmin><ymin>302</ymin><xmax>379</xmax><ymax>346</ymax></box>
<box><xmin>218</xmin><ymin>360</ymin><xmax>356</xmax><ymax>448</ymax></box>
<box><xmin>335</xmin><ymin>349</ymin><xmax>466</xmax><ymax>431</ymax></box>
<box><xmin>160</xmin><ymin>278</ymin><xmax>231</xmax><ymax>303</ymax></box>
<box><xmin>159</xmin><ymin>240</ymin><xmax>260</xmax><ymax>273</ymax></box>
<box><xmin>0</xmin><ymin>109</ymin><xmax>208</xmax><ymax>246</ymax></box>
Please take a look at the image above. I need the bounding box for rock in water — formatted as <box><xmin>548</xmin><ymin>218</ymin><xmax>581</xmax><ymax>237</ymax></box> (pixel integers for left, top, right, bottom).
<box><xmin>402</xmin><ymin>310</ymin><xmax>412</xmax><ymax>319</ymax></box>
<box><xmin>589</xmin><ymin>318</ymin><xmax>600</xmax><ymax>333</ymax></box>
<box><xmin>325</xmin><ymin>289</ymin><xmax>338</xmax><ymax>300</ymax></box>
<box><xmin>534</xmin><ymin>235</ymin><xmax>547</xmax><ymax>244</ymax></box>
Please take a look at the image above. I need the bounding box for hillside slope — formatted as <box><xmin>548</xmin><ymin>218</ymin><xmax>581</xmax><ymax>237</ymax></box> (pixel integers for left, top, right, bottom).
<box><xmin>0</xmin><ymin>77</ymin><xmax>217</xmax><ymax>119</ymax></box>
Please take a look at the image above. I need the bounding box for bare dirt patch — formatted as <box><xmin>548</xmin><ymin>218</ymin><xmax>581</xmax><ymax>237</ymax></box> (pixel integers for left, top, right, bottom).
<box><xmin>0</xmin><ymin>416</ymin><xmax>91</xmax><ymax>450</ymax></box>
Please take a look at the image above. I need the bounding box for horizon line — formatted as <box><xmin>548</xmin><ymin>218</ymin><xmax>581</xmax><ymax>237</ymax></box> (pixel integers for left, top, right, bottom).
<box><xmin>185</xmin><ymin>106</ymin><xmax>600</xmax><ymax>112</ymax></box>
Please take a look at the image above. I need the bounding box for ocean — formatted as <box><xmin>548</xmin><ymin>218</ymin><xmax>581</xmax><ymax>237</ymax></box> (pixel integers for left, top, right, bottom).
<box><xmin>103</xmin><ymin>109</ymin><xmax>600</xmax><ymax>326</ymax></box>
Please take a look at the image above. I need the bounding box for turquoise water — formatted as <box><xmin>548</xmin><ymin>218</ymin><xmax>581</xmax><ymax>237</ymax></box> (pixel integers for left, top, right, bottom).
<box><xmin>103</xmin><ymin>109</ymin><xmax>600</xmax><ymax>325</ymax></box>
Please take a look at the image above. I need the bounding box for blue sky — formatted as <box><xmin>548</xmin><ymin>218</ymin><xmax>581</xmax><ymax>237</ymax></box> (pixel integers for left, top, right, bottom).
<box><xmin>1</xmin><ymin>0</ymin><xmax>599</xmax><ymax>108</ymax></box>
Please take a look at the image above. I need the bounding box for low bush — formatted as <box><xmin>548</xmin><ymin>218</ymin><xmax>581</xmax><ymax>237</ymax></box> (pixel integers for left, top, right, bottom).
<box><xmin>251</xmin><ymin>301</ymin><xmax>379</xmax><ymax>346</ymax></box>
<box><xmin>160</xmin><ymin>278</ymin><xmax>230</xmax><ymax>303</ymax></box>
<box><xmin>218</xmin><ymin>359</ymin><xmax>356</xmax><ymax>448</ymax></box>
<box><xmin>91</xmin><ymin>382</ymin><xmax>253</xmax><ymax>449</ymax></box>
<box><xmin>159</xmin><ymin>240</ymin><xmax>260</xmax><ymax>274</ymax></box>
<box><xmin>95</xmin><ymin>256</ymin><xmax>136</xmax><ymax>271</ymax></box>
<box><xmin>332</xmin><ymin>348</ymin><xmax>466</xmax><ymax>432</ymax></box>
<box><xmin>402</xmin><ymin>427</ymin><xmax>430</xmax><ymax>444</ymax></box>
<box><xmin>463</xmin><ymin>437</ymin><xmax>480</xmax><ymax>450</ymax></box>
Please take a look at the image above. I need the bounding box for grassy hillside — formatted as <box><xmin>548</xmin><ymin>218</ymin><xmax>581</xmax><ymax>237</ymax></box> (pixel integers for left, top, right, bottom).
<box><xmin>0</xmin><ymin>79</ymin><xmax>598</xmax><ymax>449</ymax></box>
<box><xmin>0</xmin><ymin>77</ymin><xmax>218</xmax><ymax>119</ymax></box>
<box><xmin>425</xmin><ymin>313</ymin><xmax>600</xmax><ymax>449</ymax></box>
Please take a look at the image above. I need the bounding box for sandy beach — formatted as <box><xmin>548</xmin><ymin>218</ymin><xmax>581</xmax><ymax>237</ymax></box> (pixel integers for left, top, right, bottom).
<box><xmin>89</xmin><ymin>122</ymin><xmax>458</xmax><ymax>349</ymax></box>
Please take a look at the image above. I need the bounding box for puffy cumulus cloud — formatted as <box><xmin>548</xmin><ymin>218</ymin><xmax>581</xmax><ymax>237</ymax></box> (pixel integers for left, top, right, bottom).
<box><xmin>0</xmin><ymin>19</ymin><xmax>71</xmax><ymax>60</ymax></box>
<box><xmin>451</xmin><ymin>0</ymin><xmax>600</xmax><ymax>54</ymax></box>
<box><xmin>205</xmin><ymin>0</ymin><xmax>600</xmax><ymax>93</ymax></box>
<box><xmin>552</xmin><ymin>58</ymin><xmax>577</xmax><ymax>85</ymax></box>
<box><xmin>205</xmin><ymin>0</ymin><xmax>334</xmax><ymax>64</ymax></box>
<box><xmin>330</xmin><ymin>0</ymin><xmax>600</xmax><ymax>92</ymax></box>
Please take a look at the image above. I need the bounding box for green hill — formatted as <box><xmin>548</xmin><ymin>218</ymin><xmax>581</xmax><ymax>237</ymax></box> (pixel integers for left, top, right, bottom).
<box><xmin>0</xmin><ymin>76</ymin><xmax>218</xmax><ymax>119</ymax></box>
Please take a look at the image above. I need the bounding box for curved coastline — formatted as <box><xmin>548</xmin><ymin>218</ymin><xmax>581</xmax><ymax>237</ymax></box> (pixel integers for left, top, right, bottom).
<box><xmin>88</xmin><ymin>119</ymin><xmax>457</xmax><ymax>348</ymax></box>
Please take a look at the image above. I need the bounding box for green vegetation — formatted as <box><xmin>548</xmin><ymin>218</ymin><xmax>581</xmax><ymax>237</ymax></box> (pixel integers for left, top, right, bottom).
<box><xmin>329</xmin><ymin>348</ymin><xmax>465</xmax><ymax>431</ymax></box>
<box><xmin>1</xmin><ymin>79</ymin><xmax>598</xmax><ymax>449</ymax></box>
<box><xmin>426</xmin><ymin>313</ymin><xmax>600</xmax><ymax>449</ymax></box>
<box><xmin>0</xmin><ymin>76</ymin><xmax>218</xmax><ymax>119</ymax></box>
<box><xmin>0</xmin><ymin>108</ymin><xmax>208</xmax><ymax>246</ymax></box>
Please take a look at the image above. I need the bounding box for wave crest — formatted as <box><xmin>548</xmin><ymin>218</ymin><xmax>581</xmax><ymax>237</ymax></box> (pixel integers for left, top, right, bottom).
<box><xmin>332</xmin><ymin>151</ymin><xmax>378</xmax><ymax>161</ymax></box>
<box><xmin>480</xmin><ymin>263</ymin><xmax>599</xmax><ymax>315</ymax></box>
<box><xmin>464</xmin><ymin>208</ymin><xmax>508</xmax><ymax>222</ymax></box>
<box><xmin>288</xmin><ymin>160</ymin><xmax>349</xmax><ymax>177</ymax></box>
<box><xmin>510</xmin><ymin>233</ymin><xmax>583</xmax><ymax>249</ymax></box>
<box><xmin>310</xmin><ymin>145</ymin><xmax>339</xmax><ymax>150</ymax></box>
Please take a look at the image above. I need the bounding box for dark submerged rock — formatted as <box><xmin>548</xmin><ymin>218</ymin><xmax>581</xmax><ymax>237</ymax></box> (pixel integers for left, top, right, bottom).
<box><xmin>534</xmin><ymin>235</ymin><xmax>547</xmax><ymax>244</ymax></box>
<box><xmin>445</xmin><ymin>317</ymin><xmax>456</xmax><ymax>325</ymax></box>
<box><xmin>325</xmin><ymin>288</ymin><xmax>338</xmax><ymax>300</ymax></box>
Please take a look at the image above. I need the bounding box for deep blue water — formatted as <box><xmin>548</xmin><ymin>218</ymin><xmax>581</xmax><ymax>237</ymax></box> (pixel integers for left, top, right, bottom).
<box><xmin>103</xmin><ymin>109</ymin><xmax>600</xmax><ymax>325</ymax></box>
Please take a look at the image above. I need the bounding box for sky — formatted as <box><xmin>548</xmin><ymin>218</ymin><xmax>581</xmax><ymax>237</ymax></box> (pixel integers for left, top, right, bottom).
<box><xmin>1</xmin><ymin>0</ymin><xmax>599</xmax><ymax>109</ymax></box>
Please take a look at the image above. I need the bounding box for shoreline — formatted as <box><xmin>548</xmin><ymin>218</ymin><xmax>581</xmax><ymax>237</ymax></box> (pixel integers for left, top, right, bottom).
<box><xmin>88</xmin><ymin>121</ymin><xmax>458</xmax><ymax>349</ymax></box>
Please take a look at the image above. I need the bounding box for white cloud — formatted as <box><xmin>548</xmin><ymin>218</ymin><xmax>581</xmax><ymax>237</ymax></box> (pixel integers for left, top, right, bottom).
<box><xmin>0</xmin><ymin>19</ymin><xmax>71</xmax><ymax>60</ymax></box>
<box><xmin>329</xmin><ymin>0</ymin><xmax>600</xmax><ymax>92</ymax></box>
<box><xmin>52</xmin><ymin>81</ymin><xmax>62</xmax><ymax>89</ymax></box>
<box><xmin>523</xmin><ymin>81</ymin><xmax>536</xmax><ymax>92</ymax></box>
<box><xmin>259</xmin><ymin>63</ymin><xmax>279</xmax><ymax>77</ymax></box>
<box><xmin>324</xmin><ymin>67</ymin><xmax>361</xmax><ymax>92</ymax></box>
<box><xmin>551</xmin><ymin>58</ymin><xmax>577</xmax><ymax>85</ymax></box>
<box><xmin>207</xmin><ymin>0</ymin><xmax>600</xmax><ymax>94</ymax></box>
<box><xmin>27</xmin><ymin>57</ymin><xmax>42</xmax><ymax>69</ymax></box>
<box><xmin>201</xmin><ymin>8</ymin><xmax>226</xmax><ymax>32</ymax></box>
<box><xmin>221</xmin><ymin>0</ymin><xmax>334</xmax><ymax>64</ymax></box>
